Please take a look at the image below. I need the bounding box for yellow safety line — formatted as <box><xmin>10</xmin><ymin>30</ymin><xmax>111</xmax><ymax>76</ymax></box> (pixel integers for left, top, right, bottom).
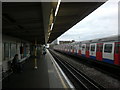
<box><xmin>54</xmin><ymin>63</ymin><xmax>67</xmax><ymax>88</ymax></box>
<box><xmin>49</xmin><ymin>53</ymin><xmax>68</xmax><ymax>88</ymax></box>
<box><xmin>48</xmin><ymin>70</ymin><xmax>54</xmax><ymax>73</ymax></box>
<box><xmin>47</xmin><ymin>50</ymin><xmax>68</xmax><ymax>88</ymax></box>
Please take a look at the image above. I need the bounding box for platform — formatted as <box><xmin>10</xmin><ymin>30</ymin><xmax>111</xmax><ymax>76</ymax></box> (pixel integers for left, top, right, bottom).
<box><xmin>2</xmin><ymin>49</ymin><xmax>72</xmax><ymax>89</ymax></box>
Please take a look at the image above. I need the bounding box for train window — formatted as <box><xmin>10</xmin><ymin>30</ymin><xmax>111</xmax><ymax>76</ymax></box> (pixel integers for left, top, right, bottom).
<box><xmin>104</xmin><ymin>44</ymin><xmax>112</xmax><ymax>53</ymax></box>
<box><xmin>97</xmin><ymin>45</ymin><xmax>99</xmax><ymax>52</ymax></box>
<box><xmin>79</xmin><ymin>44</ymin><xmax>81</xmax><ymax>49</ymax></box>
<box><xmin>100</xmin><ymin>44</ymin><xmax>103</xmax><ymax>52</ymax></box>
<box><xmin>115</xmin><ymin>43</ymin><xmax>120</xmax><ymax>53</ymax></box>
<box><xmin>91</xmin><ymin>45</ymin><xmax>95</xmax><ymax>51</ymax></box>
<box><xmin>82</xmin><ymin>45</ymin><xmax>85</xmax><ymax>50</ymax></box>
<box><xmin>86</xmin><ymin>44</ymin><xmax>89</xmax><ymax>51</ymax></box>
<box><xmin>97</xmin><ymin>44</ymin><xmax>103</xmax><ymax>52</ymax></box>
<box><xmin>74</xmin><ymin>45</ymin><xmax>76</xmax><ymax>50</ymax></box>
<box><xmin>72</xmin><ymin>45</ymin><xmax>74</xmax><ymax>49</ymax></box>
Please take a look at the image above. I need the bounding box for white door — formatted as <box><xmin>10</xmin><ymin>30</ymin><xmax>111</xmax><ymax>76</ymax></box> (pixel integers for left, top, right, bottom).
<box><xmin>103</xmin><ymin>42</ymin><xmax>114</xmax><ymax>60</ymax></box>
<box><xmin>81</xmin><ymin>44</ymin><xmax>86</xmax><ymax>55</ymax></box>
<box><xmin>76</xmin><ymin>44</ymin><xmax>79</xmax><ymax>54</ymax></box>
<box><xmin>90</xmin><ymin>43</ymin><xmax>96</xmax><ymax>57</ymax></box>
<box><xmin>75</xmin><ymin>44</ymin><xmax>77</xmax><ymax>53</ymax></box>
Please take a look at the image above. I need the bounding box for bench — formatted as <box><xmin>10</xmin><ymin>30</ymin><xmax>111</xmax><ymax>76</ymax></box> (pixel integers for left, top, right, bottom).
<box><xmin>2</xmin><ymin>55</ymin><xmax>30</xmax><ymax>80</ymax></box>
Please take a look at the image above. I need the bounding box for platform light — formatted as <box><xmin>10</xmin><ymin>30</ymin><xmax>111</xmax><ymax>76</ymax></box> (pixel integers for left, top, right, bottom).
<box><xmin>55</xmin><ymin>0</ymin><xmax>61</xmax><ymax>17</ymax></box>
<box><xmin>50</xmin><ymin>23</ymin><xmax>54</xmax><ymax>30</ymax></box>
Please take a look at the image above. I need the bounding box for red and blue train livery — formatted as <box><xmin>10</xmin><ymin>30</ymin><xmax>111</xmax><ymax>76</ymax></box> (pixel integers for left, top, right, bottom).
<box><xmin>53</xmin><ymin>35</ymin><xmax>120</xmax><ymax>66</ymax></box>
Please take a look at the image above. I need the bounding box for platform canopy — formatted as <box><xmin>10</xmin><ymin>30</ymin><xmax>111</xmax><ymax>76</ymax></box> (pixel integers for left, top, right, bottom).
<box><xmin>48</xmin><ymin>2</ymin><xmax>105</xmax><ymax>43</ymax></box>
<box><xmin>3</xmin><ymin>2</ymin><xmax>45</xmax><ymax>44</ymax></box>
<box><xmin>2</xmin><ymin>1</ymin><xmax>106</xmax><ymax>44</ymax></box>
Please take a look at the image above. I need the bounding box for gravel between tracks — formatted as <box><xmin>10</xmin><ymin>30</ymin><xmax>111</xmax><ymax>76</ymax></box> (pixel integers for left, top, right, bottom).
<box><xmin>51</xmin><ymin>50</ymin><xmax>120</xmax><ymax>89</ymax></box>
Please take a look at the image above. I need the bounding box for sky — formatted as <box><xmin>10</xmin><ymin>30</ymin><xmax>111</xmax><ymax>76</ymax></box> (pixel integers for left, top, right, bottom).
<box><xmin>57</xmin><ymin>0</ymin><xmax>119</xmax><ymax>42</ymax></box>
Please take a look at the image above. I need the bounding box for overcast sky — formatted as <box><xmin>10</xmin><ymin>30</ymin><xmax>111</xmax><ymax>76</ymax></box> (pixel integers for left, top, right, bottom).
<box><xmin>57</xmin><ymin>0</ymin><xmax>119</xmax><ymax>42</ymax></box>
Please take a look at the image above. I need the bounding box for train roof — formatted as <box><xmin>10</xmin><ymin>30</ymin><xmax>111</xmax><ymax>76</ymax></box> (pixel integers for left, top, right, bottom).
<box><xmin>60</xmin><ymin>35</ymin><xmax>120</xmax><ymax>45</ymax></box>
<box><xmin>83</xmin><ymin>35</ymin><xmax>120</xmax><ymax>43</ymax></box>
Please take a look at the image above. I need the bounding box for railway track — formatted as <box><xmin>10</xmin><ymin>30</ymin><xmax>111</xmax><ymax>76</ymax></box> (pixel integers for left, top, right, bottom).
<box><xmin>54</xmin><ymin>49</ymin><xmax>120</xmax><ymax>80</ymax></box>
<box><xmin>49</xmin><ymin>50</ymin><xmax>105</xmax><ymax>90</ymax></box>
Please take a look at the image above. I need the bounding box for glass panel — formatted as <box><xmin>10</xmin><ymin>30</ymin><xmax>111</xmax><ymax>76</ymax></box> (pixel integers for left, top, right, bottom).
<box><xmin>100</xmin><ymin>44</ymin><xmax>103</xmax><ymax>52</ymax></box>
<box><xmin>91</xmin><ymin>45</ymin><xmax>95</xmax><ymax>51</ymax></box>
<box><xmin>79</xmin><ymin>44</ymin><xmax>81</xmax><ymax>50</ymax></box>
<box><xmin>97</xmin><ymin>44</ymin><xmax>99</xmax><ymax>52</ymax></box>
<box><xmin>97</xmin><ymin>44</ymin><xmax>103</xmax><ymax>52</ymax></box>
<box><xmin>104</xmin><ymin>44</ymin><xmax>112</xmax><ymax>53</ymax></box>
<box><xmin>86</xmin><ymin>44</ymin><xmax>89</xmax><ymax>51</ymax></box>
<box><xmin>82</xmin><ymin>45</ymin><xmax>85</xmax><ymax>50</ymax></box>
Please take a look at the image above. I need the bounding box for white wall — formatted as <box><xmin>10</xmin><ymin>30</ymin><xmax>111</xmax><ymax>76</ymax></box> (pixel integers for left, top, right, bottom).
<box><xmin>2</xmin><ymin>35</ymin><xmax>30</xmax><ymax>72</ymax></box>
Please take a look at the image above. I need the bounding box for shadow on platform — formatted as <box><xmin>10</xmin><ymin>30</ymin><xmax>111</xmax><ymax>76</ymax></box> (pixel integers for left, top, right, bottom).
<box><xmin>2</xmin><ymin>55</ymin><xmax>49</xmax><ymax>89</ymax></box>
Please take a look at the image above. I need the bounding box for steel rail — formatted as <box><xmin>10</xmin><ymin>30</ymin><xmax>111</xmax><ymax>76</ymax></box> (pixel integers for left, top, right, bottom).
<box><xmin>50</xmin><ymin>50</ymin><xmax>104</xmax><ymax>90</ymax></box>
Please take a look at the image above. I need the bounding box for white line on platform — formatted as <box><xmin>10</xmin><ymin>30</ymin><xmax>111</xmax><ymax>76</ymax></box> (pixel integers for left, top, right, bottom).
<box><xmin>47</xmin><ymin>49</ymin><xmax>75</xmax><ymax>89</ymax></box>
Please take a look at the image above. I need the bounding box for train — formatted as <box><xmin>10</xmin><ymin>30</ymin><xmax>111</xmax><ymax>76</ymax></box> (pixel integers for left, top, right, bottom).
<box><xmin>53</xmin><ymin>35</ymin><xmax>120</xmax><ymax>66</ymax></box>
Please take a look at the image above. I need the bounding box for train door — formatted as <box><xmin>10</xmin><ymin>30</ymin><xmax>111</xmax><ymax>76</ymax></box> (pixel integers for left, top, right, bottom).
<box><xmin>71</xmin><ymin>45</ymin><xmax>73</xmax><ymax>53</ymax></box>
<box><xmin>69</xmin><ymin>45</ymin><xmax>71</xmax><ymax>53</ymax></box>
<box><xmin>96</xmin><ymin>43</ymin><xmax>103</xmax><ymax>61</ymax></box>
<box><xmin>114</xmin><ymin>42</ymin><xmax>120</xmax><ymax>65</ymax></box>
<box><xmin>86</xmin><ymin>43</ymin><xmax>90</xmax><ymax>58</ymax></box>
<box><xmin>66</xmin><ymin>45</ymin><xmax>67</xmax><ymax>52</ymax></box>
<box><xmin>72</xmin><ymin>44</ymin><xmax>74</xmax><ymax>54</ymax></box>
<box><xmin>74</xmin><ymin>44</ymin><xmax>76</xmax><ymax>54</ymax></box>
<box><xmin>76</xmin><ymin>44</ymin><xmax>79</xmax><ymax>54</ymax></box>
<box><xmin>68</xmin><ymin>45</ymin><xmax>69</xmax><ymax>52</ymax></box>
<box><xmin>103</xmin><ymin>42</ymin><xmax>114</xmax><ymax>64</ymax></box>
<box><xmin>75</xmin><ymin>44</ymin><xmax>78</xmax><ymax>54</ymax></box>
<box><xmin>90</xmin><ymin>43</ymin><xmax>96</xmax><ymax>59</ymax></box>
<box><xmin>78</xmin><ymin>43</ymin><xmax>81</xmax><ymax>55</ymax></box>
<box><xmin>81</xmin><ymin>44</ymin><xmax>86</xmax><ymax>56</ymax></box>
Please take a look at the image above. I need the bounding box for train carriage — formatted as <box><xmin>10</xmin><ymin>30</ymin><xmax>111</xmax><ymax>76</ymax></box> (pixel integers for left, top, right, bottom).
<box><xmin>54</xmin><ymin>35</ymin><xmax>120</xmax><ymax>66</ymax></box>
